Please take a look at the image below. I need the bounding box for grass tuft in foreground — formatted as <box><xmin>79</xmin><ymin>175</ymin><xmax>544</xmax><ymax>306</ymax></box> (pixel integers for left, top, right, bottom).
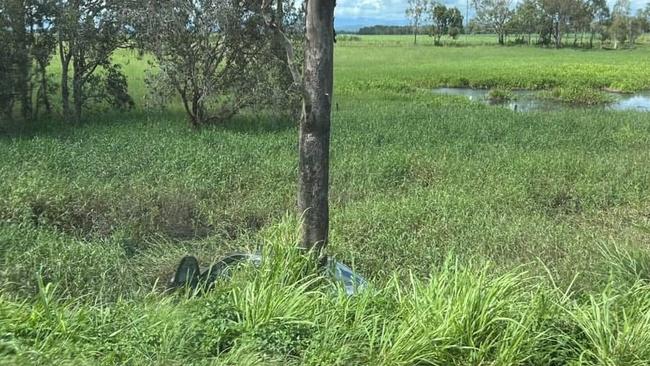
<box><xmin>2</xmin><ymin>221</ymin><xmax>650</xmax><ymax>365</ymax></box>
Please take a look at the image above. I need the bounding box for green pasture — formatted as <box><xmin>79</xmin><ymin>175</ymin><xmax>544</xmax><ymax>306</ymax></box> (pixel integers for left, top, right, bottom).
<box><xmin>336</xmin><ymin>37</ymin><xmax>650</xmax><ymax>93</ymax></box>
<box><xmin>2</xmin><ymin>39</ymin><xmax>650</xmax><ymax>364</ymax></box>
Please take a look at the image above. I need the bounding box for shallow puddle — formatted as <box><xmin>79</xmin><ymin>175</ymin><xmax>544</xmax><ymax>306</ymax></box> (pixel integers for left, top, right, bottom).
<box><xmin>432</xmin><ymin>88</ymin><xmax>650</xmax><ymax>112</ymax></box>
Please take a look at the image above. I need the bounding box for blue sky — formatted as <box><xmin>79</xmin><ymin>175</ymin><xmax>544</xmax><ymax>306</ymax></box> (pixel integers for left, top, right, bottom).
<box><xmin>335</xmin><ymin>0</ymin><xmax>648</xmax><ymax>29</ymax></box>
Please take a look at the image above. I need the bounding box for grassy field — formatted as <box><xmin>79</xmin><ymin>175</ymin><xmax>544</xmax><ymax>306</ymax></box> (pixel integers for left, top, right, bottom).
<box><xmin>337</xmin><ymin>36</ymin><xmax>650</xmax><ymax>93</ymax></box>
<box><xmin>2</xmin><ymin>39</ymin><xmax>650</xmax><ymax>364</ymax></box>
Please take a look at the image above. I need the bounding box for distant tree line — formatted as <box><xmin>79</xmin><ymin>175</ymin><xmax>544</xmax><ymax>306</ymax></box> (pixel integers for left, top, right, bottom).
<box><xmin>472</xmin><ymin>0</ymin><xmax>650</xmax><ymax>48</ymax></box>
<box><xmin>358</xmin><ymin>25</ymin><xmax>412</xmax><ymax>35</ymax></box>
<box><xmin>401</xmin><ymin>0</ymin><xmax>650</xmax><ymax>48</ymax></box>
<box><xmin>0</xmin><ymin>0</ymin><xmax>303</xmax><ymax>128</ymax></box>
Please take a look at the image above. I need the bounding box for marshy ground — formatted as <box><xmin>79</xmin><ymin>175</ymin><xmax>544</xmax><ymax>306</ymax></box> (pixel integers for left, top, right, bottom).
<box><xmin>2</xmin><ymin>36</ymin><xmax>650</xmax><ymax>365</ymax></box>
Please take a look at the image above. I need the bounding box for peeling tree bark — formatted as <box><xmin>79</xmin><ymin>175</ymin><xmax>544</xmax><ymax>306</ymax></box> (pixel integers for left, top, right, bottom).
<box><xmin>298</xmin><ymin>0</ymin><xmax>335</xmax><ymax>257</ymax></box>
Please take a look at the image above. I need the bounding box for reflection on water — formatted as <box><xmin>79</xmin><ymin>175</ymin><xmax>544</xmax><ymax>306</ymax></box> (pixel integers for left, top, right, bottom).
<box><xmin>432</xmin><ymin>88</ymin><xmax>650</xmax><ymax>112</ymax></box>
<box><xmin>613</xmin><ymin>95</ymin><xmax>650</xmax><ymax>111</ymax></box>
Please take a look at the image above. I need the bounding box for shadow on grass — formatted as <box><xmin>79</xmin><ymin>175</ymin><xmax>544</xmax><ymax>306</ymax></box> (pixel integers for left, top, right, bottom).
<box><xmin>0</xmin><ymin>108</ymin><xmax>297</xmax><ymax>140</ymax></box>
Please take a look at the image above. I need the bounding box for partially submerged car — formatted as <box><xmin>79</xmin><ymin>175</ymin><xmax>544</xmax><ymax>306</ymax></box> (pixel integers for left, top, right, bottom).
<box><xmin>169</xmin><ymin>252</ymin><xmax>367</xmax><ymax>296</ymax></box>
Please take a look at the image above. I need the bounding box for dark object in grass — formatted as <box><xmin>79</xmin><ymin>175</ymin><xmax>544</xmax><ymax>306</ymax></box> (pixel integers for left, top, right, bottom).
<box><xmin>169</xmin><ymin>252</ymin><xmax>367</xmax><ymax>296</ymax></box>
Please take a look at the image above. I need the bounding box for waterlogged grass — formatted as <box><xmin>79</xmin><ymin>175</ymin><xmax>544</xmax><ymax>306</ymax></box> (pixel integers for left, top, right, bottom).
<box><xmin>540</xmin><ymin>86</ymin><xmax>616</xmax><ymax>105</ymax></box>
<box><xmin>336</xmin><ymin>39</ymin><xmax>650</xmax><ymax>93</ymax></box>
<box><xmin>487</xmin><ymin>87</ymin><xmax>515</xmax><ymax>103</ymax></box>
<box><xmin>2</xmin><ymin>40</ymin><xmax>650</xmax><ymax>364</ymax></box>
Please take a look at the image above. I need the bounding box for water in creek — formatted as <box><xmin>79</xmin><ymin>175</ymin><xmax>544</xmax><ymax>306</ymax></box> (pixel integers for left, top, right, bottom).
<box><xmin>432</xmin><ymin>88</ymin><xmax>650</xmax><ymax>112</ymax></box>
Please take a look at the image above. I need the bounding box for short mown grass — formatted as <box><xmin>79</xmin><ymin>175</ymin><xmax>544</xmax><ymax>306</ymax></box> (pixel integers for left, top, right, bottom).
<box><xmin>2</xmin><ymin>39</ymin><xmax>650</xmax><ymax>364</ymax></box>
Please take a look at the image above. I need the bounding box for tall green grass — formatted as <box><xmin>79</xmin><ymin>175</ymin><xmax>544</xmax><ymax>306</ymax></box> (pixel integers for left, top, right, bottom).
<box><xmin>335</xmin><ymin>40</ymin><xmax>650</xmax><ymax>93</ymax></box>
<box><xmin>2</xmin><ymin>38</ymin><xmax>650</xmax><ymax>364</ymax></box>
<box><xmin>2</xmin><ymin>221</ymin><xmax>650</xmax><ymax>365</ymax></box>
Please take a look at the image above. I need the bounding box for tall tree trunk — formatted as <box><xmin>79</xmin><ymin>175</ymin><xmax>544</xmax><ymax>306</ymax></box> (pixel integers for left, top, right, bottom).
<box><xmin>59</xmin><ymin>40</ymin><xmax>71</xmax><ymax>120</ymax></box>
<box><xmin>272</xmin><ymin>0</ymin><xmax>286</xmax><ymax>59</ymax></box>
<box><xmin>414</xmin><ymin>24</ymin><xmax>418</xmax><ymax>45</ymax></box>
<box><xmin>14</xmin><ymin>5</ymin><xmax>32</xmax><ymax>121</ymax></box>
<box><xmin>38</xmin><ymin>62</ymin><xmax>51</xmax><ymax>114</ymax></box>
<box><xmin>72</xmin><ymin>54</ymin><xmax>84</xmax><ymax>124</ymax></box>
<box><xmin>298</xmin><ymin>0</ymin><xmax>335</xmax><ymax>257</ymax></box>
<box><xmin>272</xmin><ymin>0</ymin><xmax>296</xmax><ymax>115</ymax></box>
<box><xmin>276</xmin><ymin>0</ymin><xmax>284</xmax><ymax>26</ymax></box>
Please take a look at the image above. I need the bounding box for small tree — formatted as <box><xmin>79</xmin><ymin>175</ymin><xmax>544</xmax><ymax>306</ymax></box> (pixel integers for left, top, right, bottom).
<box><xmin>472</xmin><ymin>0</ymin><xmax>513</xmax><ymax>45</ymax></box>
<box><xmin>446</xmin><ymin>7</ymin><xmax>464</xmax><ymax>39</ymax></box>
<box><xmin>512</xmin><ymin>0</ymin><xmax>542</xmax><ymax>44</ymax></box>
<box><xmin>55</xmin><ymin>0</ymin><xmax>130</xmax><ymax>123</ymax></box>
<box><xmin>129</xmin><ymin>0</ymin><xmax>298</xmax><ymax>128</ymax></box>
<box><xmin>406</xmin><ymin>0</ymin><xmax>429</xmax><ymax>45</ymax></box>
<box><xmin>0</xmin><ymin>4</ymin><xmax>17</xmax><ymax>120</ymax></box>
<box><xmin>1</xmin><ymin>0</ymin><xmax>32</xmax><ymax>120</ymax></box>
<box><xmin>587</xmin><ymin>0</ymin><xmax>610</xmax><ymax>48</ymax></box>
<box><xmin>431</xmin><ymin>3</ymin><xmax>449</xmax><ymax>45</ymax></box>
<box><xmin>610</xmin><ymin>0</ymin><xmax>631</xmax><ymax>48</ymax></box>
<box><xmin>30</xmin><ymin>0</ymin><xmax>57</xmax><ymax>117</ymax></box>
<box><xmin>430</xmin><ymin>4</ymin><xmax>463</xmax><ymax>45</ymax></box>
<box><xmin>538</xmin><ymin>0</ymin><xmax>584</xmax><ymax>48</ymax></box>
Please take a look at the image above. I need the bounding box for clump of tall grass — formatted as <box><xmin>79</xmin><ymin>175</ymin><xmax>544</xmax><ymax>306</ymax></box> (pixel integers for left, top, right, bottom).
<box><xmin>3</xmin><ymin>222</ymin><xmax>650</xmax><ymax>365</ymax></box>
<box><xmin>540</xmin><ymin>86</ymin><xmax>615</xmax><ymax>105</ymax></box>
<box><xmin>487</xmin><ymin>87</ymin><xmax>515</xmax><ymax>103</ymax></box>
<box><xmin>598</xmin><ymin>241</ymin><xmax>650</xmax><ymax>286</ymax></box>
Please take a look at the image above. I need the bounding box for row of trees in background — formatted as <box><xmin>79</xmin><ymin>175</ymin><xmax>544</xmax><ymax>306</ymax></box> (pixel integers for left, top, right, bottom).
<box><xmin>358</xmin><ymin>25</ymin><xmax>412</xmax><ymax>35</ymax></box>
<box><xmin>403</xmin><ymin>0</ymin><xmax>650</xmax><ymax>48</ymax></box>
<box><xmin>472</xmin><ymin>0</ymin><xmax>650</xmax><ymax>48</ymax></box>
<box><xmin>406</xmin><ymin>0</ymin><xmax>465</xmax><ymax>44</ymax></box>
<box><xmin>1</xmin><ymin>1</ymin><xmax>303</xmax><ymax>127</ymax></box>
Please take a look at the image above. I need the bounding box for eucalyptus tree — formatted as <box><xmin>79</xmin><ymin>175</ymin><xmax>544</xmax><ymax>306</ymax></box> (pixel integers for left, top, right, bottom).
<box><xmin>257</xmin><ymin>0</ymin><xmax>337</xmax><ymax>255</ymax></box>
<box><xmin>127</xmin><ymin>0</ymin><xmax>300</xmax><ymax>128</ymax></box>
<box><xmin>430</xmin><ymin>4</ymin><xmax>464</xmax><ymax>44</ymax></box>
<box><xmin>446</xmin><ymin>7</ymin><xmax>464</xmax><ymax>38</ymax></box>
<box><xmin>30</xmin><ymin>0</ymin><xmax>57</xmax><ymax>116</ymax></box>
<box><xmin>431</xmin><ymin>3</ymin><xmax>449</xmax><ymax>45</ymax></box>
<box><xmin>297</xmin><ymin>0</ymin><xmax>336</xmax><ymax>256</ymax></box>
<box><xmin>1</xmin><ymin>1</ymin><xmax>32</xmax><ymax>120</ymax></box>
<box><xmin>586</xmin><ymin>0</ymin><xmax>610</xmax><ymax>47</ymax></box>
<box><xmin>610</xmin><ymin>0</ymin><xmax>631</xmax><ymax>48</ymax></box>
<box><xmin>0</xmin><ymin>3</ymin><xmax>18</xmax><ymax>120</ymax></box>
<box><xmin>406</xmin><ymin>0</ymin><xmax>429</xmax><ymax>45</ymax></box>
<box><xmin>55</xmin><ymin>0</ymin><xmax>130</xmax><ymax>123</ymax></box>
<box><xmin>471</xmin><ymin>0</ymin><xmax>513</xmax><ymax>45</ymax></box>
<box><xmin>511</xmin><ymin>0</ymin><xmax>542</xmax><ymax>44</ymax></box>
<box><xmin>538</xmin><ymin>0</ymin><xmax>570</xmax><ymax>48</ymax></box>
<box><xmin>0</xmin><ymin>0</ymin><xmax>57</xmax><ymax>121</ymax></box>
